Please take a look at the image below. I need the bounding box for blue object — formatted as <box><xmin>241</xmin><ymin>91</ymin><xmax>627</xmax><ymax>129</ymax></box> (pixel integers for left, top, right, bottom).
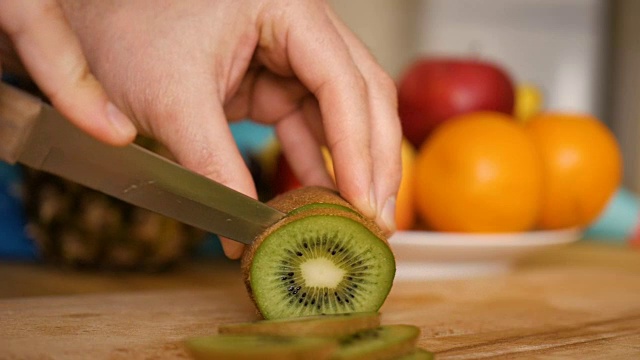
<box><xmin>0</xmin><ymin>163</ymin><xmax>38</xmax><ymax>260</ymax></box>
<box><xmin>192</xmin><ymin>234</ymin><xmax>226</xmax><ymax>258</ymax></box>
<box><xmin>230</xmin><ymin>120</ymin><xmax>275</xmax><ymax>162</ymax></box>
<box><xmin>584</xmin><ymin>188</ymin><xmax>640</xmax><ymax>243</ymax></box>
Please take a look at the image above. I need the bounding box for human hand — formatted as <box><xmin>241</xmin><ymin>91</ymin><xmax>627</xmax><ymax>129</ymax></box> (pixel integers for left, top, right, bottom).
<box><xmin>3</xmin><ymin>0</ymin><xmax>402</xmax><ymax>259</ymax></box>
<box><xmin>0</xmin><ymin>0</ymin><xmax>137</xmax><ymax>145</ymax></box>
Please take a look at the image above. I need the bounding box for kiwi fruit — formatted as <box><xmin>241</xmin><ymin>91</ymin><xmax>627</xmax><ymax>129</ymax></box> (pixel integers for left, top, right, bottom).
<box><xmin>219</xmin><ymin>312</ymin><xmax>381</xmax><ymax>337</ymax></box>
<box><xmin>287</xmin><ymin>202</ymin><xmax>360</xmax><ymax>217</ymax></box>
<box><xmin>184</xmin><ymin>334</ymin><xmax>336</xmax><ymax>360</ymax></box>
<box><xmin>266</xmin><ymin>187</ymin><xmax>363</xmax><ymax>214</ymax></box>
<box><xmin>185</xmin><ymin>312</ymin><xmax>431</xmax><ymax>360</ymax></box>
<box><xmin>395</xmin><ymin>348</ymin><xmax>435</xmax><ymax>360</ymax></box>
<box><xmin>241</xmin><ymin>187</ymin><xmax>396</xmax><ymax>320</ymax></box>
<box><xmin>332</xmin><ymin>325</ymin><xmax>420</xmax><ymax>360</ymax></box>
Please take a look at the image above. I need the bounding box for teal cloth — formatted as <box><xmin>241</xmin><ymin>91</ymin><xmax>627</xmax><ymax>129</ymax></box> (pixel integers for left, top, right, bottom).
<box><xmin>584</xmin><ymin>188</ymin><xmax>639</xmax><ymax>243</ymax></box>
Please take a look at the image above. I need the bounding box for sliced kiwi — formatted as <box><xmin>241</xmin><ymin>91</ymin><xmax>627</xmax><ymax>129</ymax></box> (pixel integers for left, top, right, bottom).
<box><xmin>395</xmin><ymin>348</ymin><xmax>435</xmax><ymax>360</ymax></box>
<box><xmin>332</xmin><ymin>325</ymin><xmax>420</xmax><ymax>360</ymax></box>
<box><xmin>184</xmin><ymin>334</ymin><xmax>336</xmax><ymax>360</ymax></box>
<box><xmin>242</xmin><ymin>189</ymin><xmax>395</xmax><ymax>319</ymax></box>
<box><xmin>219</xmin><ymin>312</ymin><xmax>381</xmax><ymax>337</ymax></box>
<box><xmin>266</xmin><ymin>187</ymin><xmax>382</xmax><ymax>235</ymax></box>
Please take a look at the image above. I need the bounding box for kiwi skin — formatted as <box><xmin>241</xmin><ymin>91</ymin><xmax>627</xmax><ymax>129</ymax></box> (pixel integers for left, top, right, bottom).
<box><xmin>218</xmin><ymin>312</ymin><xmax>381</xmax><ymax>338</ymax></box>
<box><xmin>267</xmin><ymin>186</ymin><xmax>360</xmax><ymax>214</ymax></box>
<box><xmin>266</xmin><ymin>186</ymin><xmax>388</xmax><ymax>240</ymax></box>
<box><xmin>240</xmin><ymin>186</ymin><xmax>393</xmax><ymax>318</ymax></box>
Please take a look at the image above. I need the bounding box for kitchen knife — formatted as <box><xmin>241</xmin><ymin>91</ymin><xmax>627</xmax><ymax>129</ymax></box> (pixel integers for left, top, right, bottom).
<box><xmin>0</xmin><ymin>82</ymin><xmax>286</xmax><ymax>245</ymax></box>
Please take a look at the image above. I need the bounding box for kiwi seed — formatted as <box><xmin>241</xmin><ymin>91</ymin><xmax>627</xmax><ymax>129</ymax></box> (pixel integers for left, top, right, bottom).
<box><xmin>241</xmin><ymin>187</ymin><xmax>395</xmax><ymax>320</ymax></box>
<box><xmin>332</xmin><ymin>325</ymin><xmax>421</xmax><ymax>360</ymax></box>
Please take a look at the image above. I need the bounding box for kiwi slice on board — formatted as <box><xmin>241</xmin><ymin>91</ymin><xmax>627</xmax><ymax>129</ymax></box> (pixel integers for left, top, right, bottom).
<box><xmin>241</xmin><ymin>187</ymin><xmax>395</xmax><ymax>319</ymax></box>
<box><xmin>395</xmin><ymin>348</ymin><xmax>435</xmax><ymax>360</ymax></box>
<box><xmin>332</xmin><ymin>325</ymin><xmax>420</xmax><ymax>360</ymax></box>
<box><xmin>184</xmin><ymin>334</ymin><xmax>336</xmax><ymax>360</ymax></box>
<box><xmin>219</xmin><ymin>312</ymin><xmax>381</xmax><ymax>337</ymax></box>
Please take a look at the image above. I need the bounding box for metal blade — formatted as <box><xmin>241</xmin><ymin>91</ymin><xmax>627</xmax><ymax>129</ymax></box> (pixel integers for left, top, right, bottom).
<box><xmin>5</xmin><ymin>86</ymin><xmax>285</xmax><ymax>244</ymax></box>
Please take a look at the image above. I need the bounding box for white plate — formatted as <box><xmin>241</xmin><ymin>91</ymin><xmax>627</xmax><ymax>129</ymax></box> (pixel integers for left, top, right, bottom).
<box><xmin>388</xmin><ymin>228</ymin><xmax>582</xmax><ymax>280</ymax></box>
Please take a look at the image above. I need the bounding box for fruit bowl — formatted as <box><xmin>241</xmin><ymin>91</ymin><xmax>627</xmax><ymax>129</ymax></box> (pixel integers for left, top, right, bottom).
<box><xmin>388</xmin><ymin>228</ymin><xmax>582</xmax><ymax>280</ymax></box>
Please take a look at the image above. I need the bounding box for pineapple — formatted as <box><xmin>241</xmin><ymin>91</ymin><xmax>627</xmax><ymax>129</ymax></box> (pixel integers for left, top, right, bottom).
<box><xmin>21</xmin><ymin>137</ymin><xmax>205</xmax><ymax>272</ymax></box>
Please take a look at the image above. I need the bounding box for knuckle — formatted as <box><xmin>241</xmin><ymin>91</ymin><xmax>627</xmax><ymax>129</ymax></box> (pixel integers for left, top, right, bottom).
<box><xmin>2</xmin><ymin>0</ymin><xmax>61</xmax><ymax>36</ymax></box>
<box><xmin>179</xmin><ymin>144</ymin><xmax>230</xmax><ymax>183</ymax></box>
<box><xmin>373</xmin><ymin>71</ymin><xmax>398</xmax><ymax>104</ymax></box>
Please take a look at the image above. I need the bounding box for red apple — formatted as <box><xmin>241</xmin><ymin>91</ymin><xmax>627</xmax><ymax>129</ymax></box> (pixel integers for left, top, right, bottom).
<box><xmin>273</xmin><ymin>152</ymin><xmax>302</xmax><ymax>195</ymax></box>
<box><xmin>398</xmin><ymin>58</ymin><xmax>515</xmax><ymax>148</ymax></box>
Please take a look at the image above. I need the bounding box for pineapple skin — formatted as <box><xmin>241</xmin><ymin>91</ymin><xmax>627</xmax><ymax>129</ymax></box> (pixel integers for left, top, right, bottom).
<box><xmin>21</xmin><ymin>138</ymin><xmax>206</xmax><ymax>272</ymax></box>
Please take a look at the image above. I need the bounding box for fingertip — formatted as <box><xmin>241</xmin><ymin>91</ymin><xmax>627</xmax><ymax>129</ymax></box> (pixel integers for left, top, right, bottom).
<box><xmin>154</xmin><ymin>97</ymin><xmax>259</xmax><ymax>261</ymax></box>
<box><xmin>379</xmin><ymin>195</ymin><xmax>397</xmax><ymax>235</ymax></box>
<box><xmin>220</xmin><ymin>238</ymin><xmax>245</xmax><ymax>260</ymax></box>
<box><xmin>339</xmin><ymin>183</ymin><xmax>376</xmax><ymax>221</ymax></box>
<box><xmin>105</xmin><ymin>101</ymin><xmax>137</xmax><ymax>145</ymax></box>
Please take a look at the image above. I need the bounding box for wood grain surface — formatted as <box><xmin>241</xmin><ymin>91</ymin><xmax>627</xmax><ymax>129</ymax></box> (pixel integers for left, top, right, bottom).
<box><xmin>0</xmin><ymin>243</ymin><xmax>639</xmax><ymax>359</ymax></box>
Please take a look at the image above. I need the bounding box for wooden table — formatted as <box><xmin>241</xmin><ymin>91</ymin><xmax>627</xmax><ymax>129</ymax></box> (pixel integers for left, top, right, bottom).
<box><xmin>1</xmin><ymin>242</ymin><xmax>639</xmax><ymax>359</ymax></box>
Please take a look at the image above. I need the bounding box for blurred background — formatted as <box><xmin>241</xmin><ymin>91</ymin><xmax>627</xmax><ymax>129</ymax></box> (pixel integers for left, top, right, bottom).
<box><xmin>330</xmin><ymin>0</ymin><xmax>638</xmax><ymax>192</ymax></box>
<box><xmin>1</xmin><ymin>0</ymin><xmax>639</xmax><ymax>269</ymax></box>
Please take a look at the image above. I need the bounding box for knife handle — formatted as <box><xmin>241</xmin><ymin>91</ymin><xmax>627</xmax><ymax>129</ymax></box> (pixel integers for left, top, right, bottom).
<box><xmin>0</xmin><ymin>83</ymin><xmax>43</xmax><ymax>164</ymax></box>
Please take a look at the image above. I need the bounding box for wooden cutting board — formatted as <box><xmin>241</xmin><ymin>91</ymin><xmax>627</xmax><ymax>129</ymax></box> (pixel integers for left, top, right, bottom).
<box><xmin>1</xmin><ymin>243</ymin><xmax>639</xmax><ymax>359</ymax></box>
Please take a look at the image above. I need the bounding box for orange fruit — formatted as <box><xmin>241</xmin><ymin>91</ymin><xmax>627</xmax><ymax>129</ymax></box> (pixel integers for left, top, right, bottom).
<box><xmin>321</xmin><ymin>147</ymin><xmax>335</xmax><ymax>180</ymax></box>
<box><xmin>396</xmin><ymin>139</ymin><xmax>417</xmax><ymax>231</ymax></box>
<box><xmin>526</xmin><ymin>113</ymin><xmax>622</xmax><ymax>229</ymax></box>
<box><xmin>414</xmin><ymin>112</ymin><xmax>543</xmax><ymax>232</ymax></box>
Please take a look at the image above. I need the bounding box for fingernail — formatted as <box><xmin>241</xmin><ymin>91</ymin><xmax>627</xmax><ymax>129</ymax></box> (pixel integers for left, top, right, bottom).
<box><xmin>106</xmin><ymin>102</ymin><xmax>136</xmax><ymax>138</ymax></box>
<box><xmin>369</xmin><ymin>186</ymin><xmax>377</xmax><ymax>216</ymax></box>
<box><xmin>381</xmin><ymin>196</ymin><xmax>397</xmax><ymax>233</ymax></box>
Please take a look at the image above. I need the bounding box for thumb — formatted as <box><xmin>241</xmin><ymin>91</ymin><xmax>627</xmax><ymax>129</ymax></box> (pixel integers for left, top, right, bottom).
<box><xmin>0</xmin><ymin>0</ymin><xmax>136</xmax><ymax>146</ymax></box>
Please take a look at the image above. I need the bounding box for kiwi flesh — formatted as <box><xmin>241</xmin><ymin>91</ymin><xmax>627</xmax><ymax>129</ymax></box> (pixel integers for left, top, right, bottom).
<box><xmin>395</xmin><ymin>348</ymin><xmax>435</xmax><ymax>360</ymax></box>
<box><xmin>184</xmin><ymin>334</ymin><xmax>336</xmax><ymax>360</ymax></box>
<box><xmin>219</xmin><ymin>312</ymin><xmax>381</xmax><ymax>337</ymax></box>
<box><xmin>185</xmin><ymin>313</ymin><xmax>430</xmax><ymax>360</ymax></box>
<box><xmin>241</xmin><ymin>187</ymin><xmax>395</xmax><ymax>319</ymax></box>
<box><xmin>332</xmin><ymin>325</ymin><xmax>420</xmax><ymax>360</ymax></box>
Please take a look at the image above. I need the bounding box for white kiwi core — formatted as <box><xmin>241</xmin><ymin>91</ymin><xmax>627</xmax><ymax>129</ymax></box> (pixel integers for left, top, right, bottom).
<box><xmin>300</xmin><ymin>257</ymin><xmax>346</xmax><ymax>288</ymax></box>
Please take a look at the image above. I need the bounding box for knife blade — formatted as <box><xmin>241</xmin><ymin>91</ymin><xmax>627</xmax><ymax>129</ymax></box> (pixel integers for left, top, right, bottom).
<box><xmin>0</xmin><ymin>82</ymin><xmax>286</xmax><ymax>245</ymax></box>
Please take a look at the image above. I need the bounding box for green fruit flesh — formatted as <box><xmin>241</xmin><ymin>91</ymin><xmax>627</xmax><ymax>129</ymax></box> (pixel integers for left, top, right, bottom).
<box><xmin>185</xmin><ymin>334</ymin><xmax>335</xmax><ymax>360</ymax></box>
<box><xmin>396</xmin><ymin>348</ymin><xmax>435</xmax><ymax>360</ymax></box>
<box><xmin>250</xmin><ymin>215</ymin><xmax>395</xmax><ymax>319</ymax></box>
<box><xmin>333</xmin><ymin>325</ymin><xmax>420</xmax><ymax>360</ymax></box>
<box><xmin>219</xmin><ymin>312</ymin><xmax>381</xmax><ymax>337</ymax></box>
